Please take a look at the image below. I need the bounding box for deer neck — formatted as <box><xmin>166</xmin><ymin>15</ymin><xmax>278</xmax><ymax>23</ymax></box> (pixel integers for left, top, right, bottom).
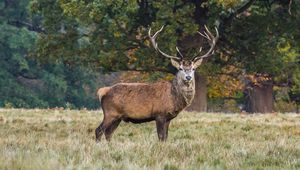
<box><xmin>172</xmin><ymin>75</ymin><xmax>195</xmax><ymax>107</ymax></box>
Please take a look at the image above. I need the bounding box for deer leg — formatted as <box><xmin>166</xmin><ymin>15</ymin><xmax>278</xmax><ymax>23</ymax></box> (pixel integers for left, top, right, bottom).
<box><xmin>104</xmin><ymin>119</ymin><xmax>121</xmax><ymax>141</ymax></box>
<box><xmin>95</xmin><ymin>122</ymin><xmax>103</xmax><ymax>142</ymax></box>
<box><xmin>95</xmin><ymin>115</ymin><xmax>116</xmax><ymax>142</ymax></box>
<box><xmin>164</xmin><ymin>120</ymin><xmax>171</xmax><ymax>140</ymax></box>
<box><xmin>156</xmin><ymin>117</ymin><xmax>167</xmax><ymax>141</ymax></box>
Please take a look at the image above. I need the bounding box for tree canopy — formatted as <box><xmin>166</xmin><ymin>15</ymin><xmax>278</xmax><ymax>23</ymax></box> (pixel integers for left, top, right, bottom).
<box><xmin>0</xmin><ymin>0</ymin><xmax>299</xmax><ymax>111</ymax></box>
<box><xmin>0</xmin><ymin>0</ymin><xmax>100</xmax><ymax>108</ymax></box>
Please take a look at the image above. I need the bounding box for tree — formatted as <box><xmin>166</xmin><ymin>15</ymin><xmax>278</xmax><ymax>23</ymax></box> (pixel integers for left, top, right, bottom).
<box><xmin>30</xmin><ymin>0</ymin><xmax>300</xmax><ymax>113</ymax></box>
<box><xmin>0</xmin><ymin>0</ymin><xmax>44</xmax><ymax>107</ymax></box>
<box><xmin>0</xmin><ymin>0</ymin><xmax>100</xmax><ymax>108</ymax></box>
<box><xmin>219</xmin><ymin>0</ymin><xmax>300</xmax><ymax>113</ymax></box>
<box><xmin>30</xmin><ymin>0</ymin><xmax>250</xmax><ymax>112</ymax></box>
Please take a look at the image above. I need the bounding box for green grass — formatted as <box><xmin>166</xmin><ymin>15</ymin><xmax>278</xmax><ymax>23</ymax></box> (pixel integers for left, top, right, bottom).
<box><xmin>0</xmin><ymin>109</ymin><xmax>300</xmax><ymax>170</ymax></box>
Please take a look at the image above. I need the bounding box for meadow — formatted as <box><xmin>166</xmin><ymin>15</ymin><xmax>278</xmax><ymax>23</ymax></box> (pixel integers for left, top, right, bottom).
<box><xmin>0</xmin><ymin>109</ymin><xmax>299</xmax><ymax>170</ymax></box>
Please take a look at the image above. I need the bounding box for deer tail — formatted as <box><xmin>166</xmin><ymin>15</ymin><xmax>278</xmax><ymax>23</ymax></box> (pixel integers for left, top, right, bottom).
<box><xmin>97</xmin><ymin>87</ymin><xmax>111</xmax><ymax>103</ymax></box>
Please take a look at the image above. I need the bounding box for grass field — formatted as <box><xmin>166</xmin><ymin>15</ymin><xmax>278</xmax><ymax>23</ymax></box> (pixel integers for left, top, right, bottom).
<box><xmin>0</xmin><ymin>109</ymin><xmax>300</xmax><ymax>170</ymax></box>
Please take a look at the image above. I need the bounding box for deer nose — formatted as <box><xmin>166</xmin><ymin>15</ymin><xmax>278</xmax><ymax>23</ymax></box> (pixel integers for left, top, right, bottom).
<box><xmin>186</xmin><ymin>76</ymin><xmax>192</xmax><ymax>81</ymax></box>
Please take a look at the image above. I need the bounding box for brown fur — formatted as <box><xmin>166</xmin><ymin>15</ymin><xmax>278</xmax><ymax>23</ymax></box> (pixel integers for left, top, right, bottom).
<box><xmin>97</xmin><ymin>25</ymin><xmax>218</xmax><ymax>141</ymax></box>
<box><xmin>97</xmin><ymin>87</ymin><xmax>111</xmax><ymax>102</ymax></box>
<box><xmin>102</xmin><ymin>82</ymin><xmax>187</xmax><ymax>119</ymax></box>
<box><xmin>95</xmin><ymin>73</ymin><xmax>195</xmax><ymax>141</ymax></box>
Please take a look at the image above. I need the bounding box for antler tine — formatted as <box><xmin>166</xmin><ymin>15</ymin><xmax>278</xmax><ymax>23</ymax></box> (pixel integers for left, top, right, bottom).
<box><xmin>148</xmin><ymin>26</ymin><xmax>164</xmax><ymax>45</ymax></box>
<box><xmin>204</xmin><ymin>25</ymin><xmax>213</xmax><ymax>37</ymax></box>
<box><xmin>148</xmin><ymin>26</ymin><xmax>181</xmax><ymax>60</ymax></box>
<box><xmin>176</xmin><ymin>46</ymin><xmax>184</xmax><ymax>59</ymax></box>
<box><xmin>203</xmin><ymin>31</ymin><xmax>212</xmax><ymax>41</ymax></box>
<box><xmin>199</xmin><ymin>47</ymin><xmax>203</xmax><ymax>53</ymax></box>
<box><xmin>198</xmin><ymin>32</ymin><xmax>210</xmax><ymax>40</ymax></box>
<box><xmin>192</xmin><ymin>47</ymin><xmax>203</xmax><ymax>59</ymax></box>
<box><xmin>214</xmin><ymin>27</ymin><xmax>219</xmax><ymax>39</ymax></box>
<box><xmin>193</xmin><ymin>25</ymin><xmax>219</xmax><ymax>61</ymax></box>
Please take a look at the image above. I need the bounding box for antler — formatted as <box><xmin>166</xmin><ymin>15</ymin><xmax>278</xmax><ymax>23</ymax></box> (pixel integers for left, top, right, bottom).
<box><xmin>148</xmin><ymin>26</ymin><xmax>182</xmax><ymax>60</ymax></box>
<box><xmin>193</xmin><ymin>25</ymin><xmax>219</xmax><ymax>61</ymax></box>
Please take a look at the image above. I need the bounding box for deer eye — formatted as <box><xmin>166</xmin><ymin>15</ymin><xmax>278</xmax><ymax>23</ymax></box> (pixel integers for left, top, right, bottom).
<box><xmin>179</xmin><ymin>68</ymin><xmax>183</xmax><ymax>71</ymax></box>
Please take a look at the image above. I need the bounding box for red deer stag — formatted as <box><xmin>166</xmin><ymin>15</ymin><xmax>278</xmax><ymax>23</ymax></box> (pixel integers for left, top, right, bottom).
<box><xmin>95</xmin><ymin>25</ymin><xmax>218</xmax><ymax>141</ymax></box>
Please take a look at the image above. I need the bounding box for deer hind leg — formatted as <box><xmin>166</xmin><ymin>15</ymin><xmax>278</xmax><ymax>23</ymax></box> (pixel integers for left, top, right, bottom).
<box><xmin>104</xmin><ymin>119</ymin><xmax>121</xmax><ymax>141</ymax></box>
<box><xmin>95</xmin><ymin>114</ymin><xmax>118</xmax><ymax>142</ymax></box>
<box><xmin>95</xmin><ymin>122</ymin><xmax>104</xmax><ymax>142</ymax></box>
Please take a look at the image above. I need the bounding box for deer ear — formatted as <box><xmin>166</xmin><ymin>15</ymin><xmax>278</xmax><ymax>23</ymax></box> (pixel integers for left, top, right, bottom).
<box><xmin>171</xmin><ymin>59</ymin><xmax>181</xmax><ymax>69</ymax></box>
<box><xmin>193</xmin><ymin>58</ymin><xmax>203</xmax><ymax>68</ymax></box>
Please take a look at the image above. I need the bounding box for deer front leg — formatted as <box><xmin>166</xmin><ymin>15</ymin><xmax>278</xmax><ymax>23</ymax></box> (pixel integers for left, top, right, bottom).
<box><xmin>156</xmin><ymin>117</ymin><xmax>168</xmax><ymax>141</ymax></box>
<box><xmin>164</xmin><ymin>120</ymin><xmax>171</xmax><ymax>140</ymax></box>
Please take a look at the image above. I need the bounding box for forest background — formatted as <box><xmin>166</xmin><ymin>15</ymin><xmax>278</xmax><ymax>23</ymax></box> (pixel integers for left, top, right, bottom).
<box><xmin>0</xmin><ymin>0</ymin><xmax>299</xmax><ymax>113</ymax></box>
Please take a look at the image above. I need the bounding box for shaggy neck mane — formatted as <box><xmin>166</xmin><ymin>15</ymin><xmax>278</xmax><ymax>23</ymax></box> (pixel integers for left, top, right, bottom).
<box><xmin>171</xmin><ymin>74</ymin><xmax>195</xmax><ymax>111</ymax></box>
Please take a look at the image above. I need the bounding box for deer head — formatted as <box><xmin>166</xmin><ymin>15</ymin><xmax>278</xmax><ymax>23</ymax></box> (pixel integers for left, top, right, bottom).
<box><xmin>148</xmin><ymin>25</ymin><xmax>219</xmax><ymax>83</ymax></box>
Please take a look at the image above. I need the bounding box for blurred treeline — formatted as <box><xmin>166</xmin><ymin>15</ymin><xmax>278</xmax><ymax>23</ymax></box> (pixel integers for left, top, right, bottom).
<box><xmin>0</xmin><ymin>0</ymin><xmax>100</xmax><ymax>108</ymax></box>
<box><xmin>0</xmin><ymin>0</ymin><xmax>299</xmax><ymax>112</ymax></box>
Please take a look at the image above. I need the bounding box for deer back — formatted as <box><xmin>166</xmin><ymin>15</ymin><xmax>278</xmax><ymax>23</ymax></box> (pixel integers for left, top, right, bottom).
<box><xmin>101</xmin><ymin>82</ymin><xmax>182</xmax><ymax>119</ymax></box>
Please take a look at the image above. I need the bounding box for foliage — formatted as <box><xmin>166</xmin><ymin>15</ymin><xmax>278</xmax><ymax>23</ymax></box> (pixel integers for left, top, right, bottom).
<box><xmin>0</xmin><ymin>0</ymin><xmax>100</xmax><ymax>109</ymax></box>
<box><xmin>29</xmin><ymin>0</ymin><xmax>300</xmax><ymax>107</ymax></box>
<box><xmin>209</xmin><ymin>0</ymin><xmax>300</xmax><ymax>108</ymax></box>
<box><xmin>0</xmin><ymin>10</ymin><xmax>46</xmax><ymax>108</ymax></box>
<box><xmin>30</xmin><ymin>0</ymin><xmax>233</xmax><ymax>71</ymax></box>
<box><xmin>224</xmin><ymin>3</ymin><xmax>300</xmax><ymax>74</ymax></box>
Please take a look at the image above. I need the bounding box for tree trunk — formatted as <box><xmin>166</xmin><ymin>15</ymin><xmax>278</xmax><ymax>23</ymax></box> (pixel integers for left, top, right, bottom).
<box><xmin>244</xmin><ymin>83</ymin><xmax>274</xmax><ymax>113</ymax></box>
<box><xmin>177</xmin><ymin>0</ymin><xmax>209</xmax><ymax>112</ymax></box>
<box><xmin>186</xmin><ymin>73</ymin><xmax>207</xmax><ymax>112</ymax></box>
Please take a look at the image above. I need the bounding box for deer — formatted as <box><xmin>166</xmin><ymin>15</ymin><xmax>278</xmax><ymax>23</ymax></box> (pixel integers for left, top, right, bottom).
<box><xmin>95</xmin><ymin>25</ymin><xmax>218</xmax><ymax>141</ymax></box>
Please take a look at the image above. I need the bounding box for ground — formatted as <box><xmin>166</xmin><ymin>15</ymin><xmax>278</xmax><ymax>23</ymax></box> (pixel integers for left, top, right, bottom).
<box><xmin>0</xmin><ymin>109</ymin><xmax>299</xmax><ymax>169</ymax></box>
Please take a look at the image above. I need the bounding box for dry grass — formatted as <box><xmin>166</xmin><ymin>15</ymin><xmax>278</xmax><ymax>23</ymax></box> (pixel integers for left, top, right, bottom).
<box><xmin>0</xmin><ymin>109</ymin><xmax>300</xmax><ymax>170</ymax></box>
